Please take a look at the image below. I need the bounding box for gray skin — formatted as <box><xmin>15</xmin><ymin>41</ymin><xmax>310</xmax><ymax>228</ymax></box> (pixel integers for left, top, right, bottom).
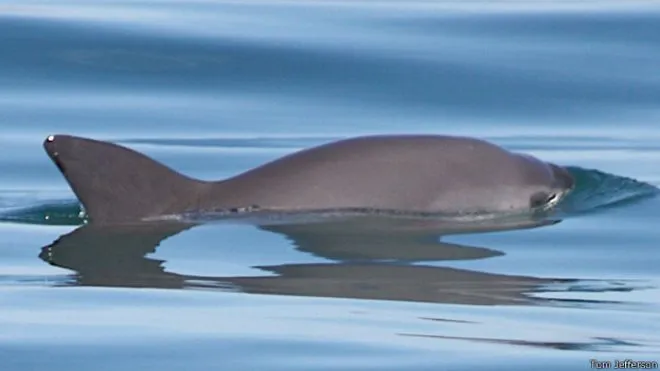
<box><xmin>43</xmin><ymin>134</ymin><xmax>574</xmax><ymax>224</ymax></box>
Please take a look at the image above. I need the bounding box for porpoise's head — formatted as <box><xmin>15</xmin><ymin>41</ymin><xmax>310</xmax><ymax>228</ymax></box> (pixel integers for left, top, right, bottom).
<box><xmin>508</xmin><ymin>153</ymin><xmax>575</xmax><ymax>211</ymax></box>
<box><xmin>422</xmin><ymin>136</ymin><xmax>576</xmax><ymax>216</ymax></box>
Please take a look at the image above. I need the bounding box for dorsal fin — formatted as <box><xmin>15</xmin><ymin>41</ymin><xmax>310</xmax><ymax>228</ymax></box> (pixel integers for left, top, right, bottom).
<box><xmin>43</xmin><ymin>135</ymin><xmax>207</xmax><ymax>224</ymax></box>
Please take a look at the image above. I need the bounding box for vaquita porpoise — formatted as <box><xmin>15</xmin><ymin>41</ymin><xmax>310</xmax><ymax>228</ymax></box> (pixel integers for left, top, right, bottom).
<box><xmin>43</xmin><ymin>134</ymin><xmax>574</xmax><ymax>224</ymax></box>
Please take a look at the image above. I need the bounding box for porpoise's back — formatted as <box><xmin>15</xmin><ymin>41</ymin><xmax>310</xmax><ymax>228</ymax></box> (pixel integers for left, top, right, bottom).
<box><xmin>205</xmin><ymin>135</ymin><xmax>569</xmax><ymax>213</ymax></box>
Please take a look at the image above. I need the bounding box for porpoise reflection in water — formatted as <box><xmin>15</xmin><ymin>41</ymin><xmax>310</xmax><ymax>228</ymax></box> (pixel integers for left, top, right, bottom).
<box><xmin>40</xmin><ymin>214</ymin><xmax>579</xmax><ymax>306</ymax></box>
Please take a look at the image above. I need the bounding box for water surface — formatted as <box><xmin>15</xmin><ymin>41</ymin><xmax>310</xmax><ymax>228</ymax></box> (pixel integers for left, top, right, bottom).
<box><xmin>1</xmin><ymin>1</ymin><xmax>660</xmax><ymax>370</ymax></box>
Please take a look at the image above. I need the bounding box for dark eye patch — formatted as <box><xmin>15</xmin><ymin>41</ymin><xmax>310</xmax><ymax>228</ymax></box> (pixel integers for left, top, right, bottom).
<box><xmin>530</xmin><ymin>192</ymin><xmax>557</xmax><ymax>208</ymax></box>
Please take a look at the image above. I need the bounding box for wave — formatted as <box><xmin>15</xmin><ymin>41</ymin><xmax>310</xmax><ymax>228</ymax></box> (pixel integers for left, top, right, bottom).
<box><xmin>0</xmin><ymin>200</ymin><xmax>85</xmax><ymax>226</ymax></box>
<box><xmin>557</xmin><ymin>166</ymin><xmax>659</xmax><ymax>215</ymax></box>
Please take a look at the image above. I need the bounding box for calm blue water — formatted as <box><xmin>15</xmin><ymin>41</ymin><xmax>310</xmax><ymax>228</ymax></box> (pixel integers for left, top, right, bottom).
<box><xmin>2</xmin><ymin>1</ymin><xmax>660</xmax><ymax>370</ymax></box>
